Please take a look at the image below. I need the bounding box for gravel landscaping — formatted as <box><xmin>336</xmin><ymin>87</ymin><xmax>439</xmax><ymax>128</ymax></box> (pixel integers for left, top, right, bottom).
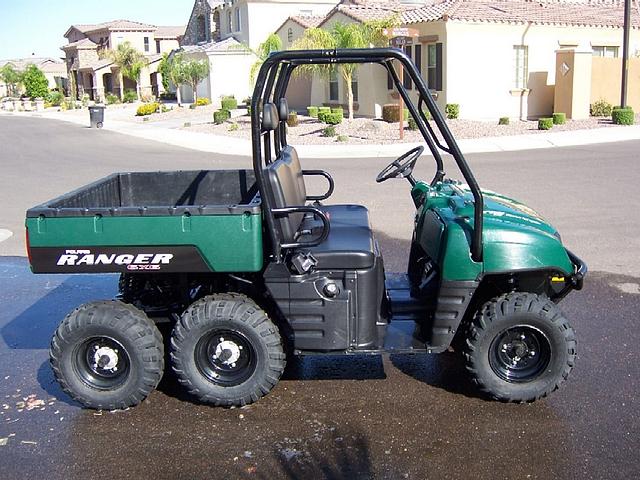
<box><xmin>182</xmin><ymin>110</ymin><xmax>640</xmax><ymax>144</ymax></box>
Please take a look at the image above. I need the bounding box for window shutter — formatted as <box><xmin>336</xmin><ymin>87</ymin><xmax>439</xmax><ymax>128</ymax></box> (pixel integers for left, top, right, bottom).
<box><xmin>435</xmin><ymin>43</ymin><xmax>443</xmax><ymax>91</ymax></box>
<box><xmin>414</xmin><ymin>44</ymin><xmax>422</xmax><ymax>76</ymax></box>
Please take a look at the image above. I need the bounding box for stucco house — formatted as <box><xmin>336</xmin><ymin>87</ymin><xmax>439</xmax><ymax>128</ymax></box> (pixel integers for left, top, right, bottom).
<box><xmin>0</xmin><ymin>57</ymin><xmax>67</xmax><ymax>97</ymax></box>
<box><xmin>178</xmin><ymin>0</ymin><xmax>337</xmax><ymax>103</ymax></box>
<box><xmin>277</xmin><ymin>0</ymin><xmax>640</xmax><ymax>120</ymax></box>
<box><xmin>61</xmin><ymin>20</ymin><xmax>185</xmax><ymax>101</ymax></box>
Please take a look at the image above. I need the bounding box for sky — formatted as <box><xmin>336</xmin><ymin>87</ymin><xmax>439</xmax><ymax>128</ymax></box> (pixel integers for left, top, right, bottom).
<box><xmin>0</xmin><ymin>0</ymin><xmax>193</xmax><ymax>60</ymax></box>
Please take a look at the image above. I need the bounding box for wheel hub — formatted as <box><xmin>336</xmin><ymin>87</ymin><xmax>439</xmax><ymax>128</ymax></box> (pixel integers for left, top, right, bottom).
<box><xmin>195</xmin><ymin>329</ymin><xmax>256</xmax><ymax>387</ymax></box>
<box><xmin>93</xmin><ymin>346</ymin><xmax>119</xmax><ymax>372</ymax></box>
<box><xmin>213</xmin><ymin>339</ymin><xmax>242</xmax><ymax>366</ymax></box>
<box><xmin>490</xmin><ymin>325</ymin><xmax>551</xmax><ymax>383</ymax></box>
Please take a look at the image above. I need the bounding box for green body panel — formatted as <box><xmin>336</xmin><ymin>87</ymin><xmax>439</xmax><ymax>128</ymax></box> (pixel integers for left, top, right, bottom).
<box><xmin>26</xmin><ymin>213</ymin><xmax>263</xmax><ymax>272</ymax></box>
<box><xmin>412</xmin><ymin>181</ymin><xmax>573</xmax><ymax>281</ymax></box>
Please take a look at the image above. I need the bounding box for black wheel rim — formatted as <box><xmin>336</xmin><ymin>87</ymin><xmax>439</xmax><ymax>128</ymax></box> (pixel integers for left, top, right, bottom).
<box><xmin>489</xmin><ymin>325</ymin><xmax>551</xmax><ymax>383</ymax></box>
<box><xmin>194</xmin><ymin>329</ymin><xmax>256</xmax><ymax>387</ymax></box>
<box><xmin>74</xmin><ymin>336</ymin><xmax>131</xmax><ymax>390</ymax></box>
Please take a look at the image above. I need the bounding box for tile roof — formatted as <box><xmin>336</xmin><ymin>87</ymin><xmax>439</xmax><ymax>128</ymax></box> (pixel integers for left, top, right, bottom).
<box><xmin>154</xmin><ymin>25</ymin><xmax>186</xmax><ymax>38</ymax></box>
<box><xmin>70</xmin><ymin>19</ymin><xmax>157</xmax><ymax>35</ymax></box>
<box><xmin>322</xmin><ymin>4</ymin><xmax>403</xmax><ymax>25</ymax></box>
<box><xmin>61</xmin><ymin>38</ymin><xmax>98</xmax><ymax>50</ymax></box>
<box><xmin>289</xmin><ymin>15</ymin><xmax>326</xmax><ymax>28</ymax></box>
<box><xmin>402</xmin><ymin>0</ymin><xmax>640</xmax><ymax>28</ymax></box>
<box><xmin>181</xmin><ymin>37</ymin><xmax>246</xmax><ymax>53</ymax></box>
<box><xmin>0</xmin><ymin>57</ymin><xmax>64</xmax><ymax>70</ymax></box>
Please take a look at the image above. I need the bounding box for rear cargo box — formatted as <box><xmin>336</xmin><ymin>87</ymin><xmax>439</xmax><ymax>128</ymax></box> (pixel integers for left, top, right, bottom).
<box><xmin>26</xmin><ymin>170</ymin><xmax>263</xmax><ymax>273</ymax></box>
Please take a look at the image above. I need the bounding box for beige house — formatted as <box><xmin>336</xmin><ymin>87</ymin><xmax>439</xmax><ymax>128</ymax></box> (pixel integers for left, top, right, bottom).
<box><xmin>179</xmin><ymin>0</ymin><xmax>337</xmax><ymax>103</ymax></box>
<box><xmin>0</xmin><ymin>57</ymin><xmax>67</xmax><ymax>97</ymax></box>
<box><xmin>61</xmin><ymin>20</ymin><xmax>185</xmax><ymax>101</ymax></box>
<box><xmin>278</xmin><ymin>0</ymin><xmax>640</xmax><ymax>120</ymax></box>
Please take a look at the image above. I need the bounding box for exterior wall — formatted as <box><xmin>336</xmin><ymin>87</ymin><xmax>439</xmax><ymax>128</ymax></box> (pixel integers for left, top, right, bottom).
<box><xmin>444</xmin><ymin>21</ymin><xmax>640</xmax><ymax>120</ymax></box>
<box><xmin>183</xmin><ymin>0</ymin><xmax>214</xmax><ymax>45</ymax></box>
<box><xmin>277</xmin><ymin>19</ymin><xmax>313</xmax><ymax>112</ymax></box>
<box><xmin>77</xmin><ymin>47</ymin><xmax>100</xmax><ymax>67</ymax></box>
<box><xmin>156</xmin><ymin>38</ymin><xmax>180</xmax><ymax>53</ymax></box>
<box><xmin>109</xmin><ymin>31</ymin><xmax>156</xmax><ymax>53</ymax></box>
<box><xmin>591</xmin><ymin>56</ymin><xmax>640</xmax><ymax>111</ymax></box>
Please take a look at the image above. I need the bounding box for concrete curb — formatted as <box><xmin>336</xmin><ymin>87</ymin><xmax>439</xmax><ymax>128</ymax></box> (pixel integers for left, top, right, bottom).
<box><xmin>3</xmin><ymin>109</ymin><xmax>640</xmax><ymax>158</ymax></box>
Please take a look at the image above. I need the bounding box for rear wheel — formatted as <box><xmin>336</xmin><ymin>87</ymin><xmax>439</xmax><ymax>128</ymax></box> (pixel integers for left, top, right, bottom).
<box><xmin>464</xmin><ymin>292</ymin><xmax>576</xmax><ymax>402</ymax></box>
<box><xmin>50</xmin><ymin>301</ymin><xmax>164</xmax><ymax>409</ymax></box>
<box><xmin>170</xmin><ymin>294</ymin><xmax>285</xmax><ymax>406</ymax></box>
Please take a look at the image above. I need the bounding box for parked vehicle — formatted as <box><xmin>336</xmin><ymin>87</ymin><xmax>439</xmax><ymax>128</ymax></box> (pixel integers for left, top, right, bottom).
<box><xmin>26</xmin><ymin>48</ymin><xmax>586</xmax><ymax>410</ymax></box>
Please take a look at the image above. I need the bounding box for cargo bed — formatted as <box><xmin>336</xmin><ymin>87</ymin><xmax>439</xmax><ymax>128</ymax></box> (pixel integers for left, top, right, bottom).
<box><xmin>26</xmin><ymin>170</ymin><xmax>263</xmax><ymax>273</ymax></box>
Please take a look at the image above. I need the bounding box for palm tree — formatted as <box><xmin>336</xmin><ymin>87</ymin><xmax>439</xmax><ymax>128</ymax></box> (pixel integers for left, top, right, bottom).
<box><xmin>250</xmin><ymin>33</ymin><xmax>283</xmax><ymax>84</ymax></box>
<box><xmin>107</xmin><ymin>41</ymin><xmax>147</xmax><ymax>100</ymax></box>
<box><xmin>293</xmin><ymin>18</ymin><xmax>398</xmax><ymax>120</ymax></box>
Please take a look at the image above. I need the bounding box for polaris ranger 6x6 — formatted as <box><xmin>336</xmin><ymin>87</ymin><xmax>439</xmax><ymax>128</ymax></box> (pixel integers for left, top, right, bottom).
<box><xmin>25</xmin><ymin>48</ymin><xmax>586</xmax><ymax>410</ymax></box>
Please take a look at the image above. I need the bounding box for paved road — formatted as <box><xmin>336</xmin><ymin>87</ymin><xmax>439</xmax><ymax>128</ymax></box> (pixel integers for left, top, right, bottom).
<box><xmin>0</xmin><ymin>117</ymin><xmax>639</xmax><ymax>479</ymax></box>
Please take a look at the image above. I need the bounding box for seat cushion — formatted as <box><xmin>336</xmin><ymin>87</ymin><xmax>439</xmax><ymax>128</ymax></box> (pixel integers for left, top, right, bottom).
<box><xmin>321</xmin><ymin>204</ymin><xmax>370</xmax><ymax>229</ymax></box>
<box><xmin>298</xmin><ymin>224</ymin><xmax>376</xmax><ymax>269</ymax></box>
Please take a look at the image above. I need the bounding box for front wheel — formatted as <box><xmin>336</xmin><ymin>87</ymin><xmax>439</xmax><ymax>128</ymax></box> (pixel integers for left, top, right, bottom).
<box><xmin>170</xmin><ymin>294</ymin><xmax>286</xmax><ymax>407</ymax></box>
<box><xmin>464</xmin><ymin>292</ymin><xmax>576</xmax><ymax>402</ymax></box>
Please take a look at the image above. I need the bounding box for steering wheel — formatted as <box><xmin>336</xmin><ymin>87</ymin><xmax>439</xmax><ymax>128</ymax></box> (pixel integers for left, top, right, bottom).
<box><xmin>376</xmin><ymin>146</ymin><xmax>424</xmax><ymax>183</ymax></box>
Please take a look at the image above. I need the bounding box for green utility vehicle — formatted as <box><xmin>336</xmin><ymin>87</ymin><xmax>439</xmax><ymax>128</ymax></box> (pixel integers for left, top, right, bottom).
<box><xmin>26</xmin><ymin>49</ymin><xmax>586</xmax><ymax>410</ymax></box>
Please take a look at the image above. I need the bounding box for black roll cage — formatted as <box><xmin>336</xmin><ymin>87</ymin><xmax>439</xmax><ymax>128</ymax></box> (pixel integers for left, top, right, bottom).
<box><xmin>251</xmin><ymin>48</ymin><xmax>484</xmax><ymax>263</ymax></box>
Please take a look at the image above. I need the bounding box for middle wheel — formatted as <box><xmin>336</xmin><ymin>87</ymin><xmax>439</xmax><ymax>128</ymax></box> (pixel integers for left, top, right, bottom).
<box><xmin>170</xmin><ymin>294</ymin><xmax>286</xmax><ymax>406</ymax></box>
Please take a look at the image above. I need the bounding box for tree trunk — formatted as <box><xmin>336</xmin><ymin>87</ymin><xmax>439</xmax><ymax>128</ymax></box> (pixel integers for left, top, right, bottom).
<box><xmin>176</xmin><ymin>85</ymin><xmax>182</xmax><ymax>107</ymax></box>
<box><xmin>344</xmin><ymin>71</ymin><xmax>354</xmax><ymax>120</ymax></box>
<box><xmin>191</xmin><ymin>81</ymin><xmax>198</xmax><ymax>103</ymax></box>
<box><xmin>136</xmin><ymin>77</ymin><xmax>142</xmax><ymax>101</ymax></box>
<box><xmin>118</xmin><ymin>72</ymin><xmax>124</xmax><ymax>101</ymax></box>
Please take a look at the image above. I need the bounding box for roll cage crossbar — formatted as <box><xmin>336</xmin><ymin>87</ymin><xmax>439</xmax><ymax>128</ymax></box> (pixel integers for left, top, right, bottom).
<box><xmin>251</xmin><ymin>48</ymin><xmax>484</xmax><ymax>263</ymax></box>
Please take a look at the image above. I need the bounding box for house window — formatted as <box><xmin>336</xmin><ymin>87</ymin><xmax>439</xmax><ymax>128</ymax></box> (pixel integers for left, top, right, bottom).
<box><xmin>513</xmin><ymin>45</ymin><xmax>528</xmax><ymax>89</ymax></box>
<box><xmin>403</xmin><ymin>45</ymin><xmax>413</xmax><ymax>90</ymax></box>
<box><xmin>288</xmin><ymin>28</ymin><xmax>293</xmax><ymax>43</ymax></box>
<box><xmin>235</xmin><ymin>8</ymin><xmax>241</xmax><ymax>32</ymax></box>
<box><xmin>592</xmin><ymin>46</ymin><xmax>618</xmax><ymax>58</ymax></box>
<box><xmin>156</xmin><ymin>39</ymin><xmax>161</xmax><ymax>54</ymax></box>
<box><xmin>228</xmin><ymin>11</ymin><xmax>232</xmax><ymax>33</ymax></box>
<box><xmin>329</xmin><ymin>69</ymin><xmax>339</xmax><ymax>101</ymax></box>
<box><xmin>427</xmin><ymin>44</ymin><xmax>437</xmax><ymax>88</ymax></box>
<box><xmin>144</xmin><ymin>36</ymin><xmax>150</xmax><ymax>52</ymax></box>
<box><xmin>351</xmin><ymin>71</ymin><xmax>358</xmax><ymax>102</ymax></box>
<box><xmin>414</xmin><ymin>44</ymin><xmax>422</xmax><ymax>76</ymax></box>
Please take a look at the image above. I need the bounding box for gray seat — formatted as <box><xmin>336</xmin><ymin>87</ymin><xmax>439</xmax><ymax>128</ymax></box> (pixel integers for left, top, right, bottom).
<box><xmin>263</xmin><ymin>129</ymin><xmax>375</xmax><ymax>269</ymax></box>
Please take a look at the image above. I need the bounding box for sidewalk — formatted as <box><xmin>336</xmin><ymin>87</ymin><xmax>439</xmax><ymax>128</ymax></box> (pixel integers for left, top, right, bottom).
<box><xmin>4</xmin><ymin>108</ymin><xmax>640</xmax><ymax>158</ymax></box>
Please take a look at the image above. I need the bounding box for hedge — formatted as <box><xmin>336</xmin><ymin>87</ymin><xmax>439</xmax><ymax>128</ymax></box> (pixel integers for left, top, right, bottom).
<box><xmin>382</xmin><ymin>104</ymin><xmax>409</xmax><ymax>123</ymax></box>
<box><xmin>498</xmin><ymin>117</ymin><xmax>509</xmax><ymax>125</ymax></box>
<box><xmin>552</xmin><ymin>112</ymin><xmax>566</xmax><ymax>125</ymax></box>
<box><xmin>323</xmin><ymin>112</ymin><xmax>343</xmax><ymax>125</ymax></box>
<box><xmin>221</xmin><ymin>96</ymin><xmax>237</xmax><ymax>110</ymax></box>
<box><xmin>213</xmin><ymin>108</ymin><xmax>230</xmax><ymax>124</ymax></box>
<box><xmin>445</xmin><ymin>103</ymin><xmax>459</xmax><ymax>119</ymax></box>
<box><xmin>612</xmin><ymin>107</ymin><xmax>634</xmax><ymax>125</ymax></box>
<box><xmin>538</xmin><ymin>117</ymin><xmax>553</xmax><ymax>130</ymax></box>
<box><xmin>307</xmin><ymin>106</ymin><xmax>319</xmax><ymax>118</ymax></box>
<box><xmin>287</xmin><ymin>112</ymin><xmax>299</xmax><ymax>127</ymax></box>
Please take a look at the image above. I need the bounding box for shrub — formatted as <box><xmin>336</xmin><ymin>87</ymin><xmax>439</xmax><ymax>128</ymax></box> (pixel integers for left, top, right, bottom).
<box><xmin>317</xmin><ymin>106</ymin><xmax>331</xmax><ymax>122</ymax></box>
<box><xmin>287</xmin><ymin>112</ymin><xmax>298</xmax><ymax>127</ymax></box>
<box><xmin>445</xmin><ymin>103</ymin><xmax>459</xmax><ymax>119</ymax></box>
<box><xmin>612</xmin><ymin>107</ymin><xmax>635</xmax><ymax>125</ymax></box>
<box><xmin>590</xmin><ymin>99</ymin><xmax>613</xmax><ymax>117</ymax></box>
<box><xmin>307</xmin><ymin>106</ymin><xmax>319</xmax><ymax>118</ymax></box>
<box><xmin>189</xmin><ymin>104</ymin><xmax>197</xmax><ymax>110</ymax></box>
<box><xmin>221</xmin><ymin>96</ymin><xmax>237</xmax><ymax>110</ymax></box>
<box><xmin>336</xmin><ymin>135</ymin><xmax>348</xmax><ymax>142</ymax></box>
<box><xmin>46</xmin><ymin>90</ymin><xmax>64</xmax><ymax>107</ymax></box>
<box><xmin>538</xmin><ymin>117</ymin><xmax>553</xmax><ymax>130</ymax></box>
<box><xmin>407</xmin><ymin>117</ymin><xmax>418</xmax><ymax>130</ymax></box>
<box><xmin>421</xmin><ymin>106</ymin><xmax>432</xmax><ymax>121</ymax></box>
<box><xmin>498</xmin><ymin>116</ymin><xmax>510</xmax><ymax>125</ymax></box>
<box><xmin>322</xmin><ymin>125</ymin><xmax>336</xmax><ymax>137</ymax></box>
<box><xmin>213</xmin><ymin>108</ymin><xmax>230</xmax><ymax>124</ymax></box>
<box><xmin>183</xmin><ymin>121</ymin><xmax>191</xmax><ymax>128</ymax></box>
<box><xmin>81</xmin><ymin>94</ymin><xmax>90</xmax><ymax>107</ymax></box>
<box><xmin>195</xmin><ymin>97</ymin><xmax>211</xmax><ymax>106</ymax></box>
<box><xmin>123</xmin><ymin>90</ymin><xmax>137</xmax><ymax>103</ymax></box>
<box><xmin>382</xmin><ymin>104</ymin><xmax>409</xmax><ymax>123</ymax></box>
<box><xmin>323</xmin><ymin>112</ymin><xmax>343</xmax><ymax>125</ymax></box>
<box><xmin>246</xmin><ymin>105</ymin><xmax>251</xmax><ymax>116</ymax></box>
<box><xmin>243</xmin><ymin>96</ymin><xmax>252</xmax><ymax>105</ymax></box>
<box><xmin>22</xmin><ymin>65</ymin><xmax>49</xmax><ymax>99</ymax></box>
<box><xmin>552</xmin><ymin>112</ymin><xmax>566</xmax><ymax>125</ymax></box>
<box><xmin>105</xmin><ymin>93</ymin><xmax>120</xmax><ymax>105</ymax></box>
<box><xmin>159</xmin><ymin>92</ymin><xmax>177</xmax><ymax>101</ymax></box>
<box><xmin>331</xmin><ymin>107</ymin><xmax>344</xmax><ymax>117</ymax></box>
<box><xmin>228</xmin><ymin>122</ymin><xmax>239</xmax><ymax>131</ymax></box>
<box><xmin>136</xmin><ymin>102</ymin><xmax>159</xmax><ymax>116</ymax></box>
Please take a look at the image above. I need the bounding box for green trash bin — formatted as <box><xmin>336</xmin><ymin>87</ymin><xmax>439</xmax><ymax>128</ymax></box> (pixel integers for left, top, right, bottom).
<box><xmin>89</xmin><ymin>105</ymin><xmax>105</xmax><ymax>128</ymax></box>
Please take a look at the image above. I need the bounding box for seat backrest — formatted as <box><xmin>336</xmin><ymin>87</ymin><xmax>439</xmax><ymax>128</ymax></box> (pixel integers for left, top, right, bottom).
<box><xmin>264</xmin><ymin>148</ymin><xmax>307</xmax><ymax>243</ymax></box>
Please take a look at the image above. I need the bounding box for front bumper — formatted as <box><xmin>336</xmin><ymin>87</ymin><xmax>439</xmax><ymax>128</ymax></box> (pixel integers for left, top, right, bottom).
<box><xmin>566</xmin><ymin>249</ymin><xmax>587</xmax><ymax>291</ymax></box>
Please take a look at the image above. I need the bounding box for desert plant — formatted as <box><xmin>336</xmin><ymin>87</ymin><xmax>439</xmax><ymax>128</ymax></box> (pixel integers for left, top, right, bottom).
<box><xmin>323</xmin><ymin>112</ymin><xmax>343</xmax><ymax>125</ymax></box>
<box><xmin>46</xmin><ymin>90</ymin><xmax>64</xmax><ymax>107</ymax></box>
<box><xmin>293</xmin><ymin>17</ymin><xmax>398</xmax><ymax>120</ymax></box>
<box><xmin>538</xmin><ymin>117</ymin><xmax>553</xmax><ymax>130</ymax></box>
<box><xmin>107</xmin><ymin>41</ymin><xmax>147</xmax><ymax>100</ymax></box>
<box><xmin>336</xmin><ymin>134</ymin><xmax>348</xmax><ymax>142</ymax></box>
<box><xmin>317</xmin><ymin>106</ymin><xmax>331</xmax><ymax>122</ymax></box>
<box><xmin>498</xmin><ymin>116</ymin><xmax>510</xmax><ymax>125</ymax></box>
<box><xmin>552</xmin><ymin>112</ymin><xmax>566</xmax><ymax>125</ymax></box>
<box><xmin>382</xmin><ymin>104</ymin><xmax>409</xmax><ymax>123</ymax></box>
<box><xmin>213</xmin><ymin>108</ymin><xmax>230</xmax><ymax>124</ymax></box>
<box><xmin>307</xmin><ymin>106</ymin><xmax>319</xmax><ymax>118</ymax></box>
<box><xmin>612</xmin><ymin>107</ymin><xmax>635</xmax><ymax>125</ymax></box>
<box><xmin>590</xmin><ymin>99</ymin><xmax>613</xmax><ymax>117</ymax></box>
<box><xmin>136</xmin><ymin>102</ymin><xmax>159</xmax><ymax>116</ymax></box>
<box><xmin>445</xmin><ymin>103</ymin><xmax>459</xmax><ymax>119</ymax></box>
<box><xmin>221</xmin><ymin>96</ymin><xmax>238</xmax><ymax>110</ymax></box>
<box><xmin>105</xmin><ymin>93</ymin><xmax>120</xmax><ymax>105</ymax></box>
<box><xmin>407</xmin><ymin>117</ymin><xmax>418</xmax><ymax>130</ymax></box>
<box><xmin>287</xmin><ymin>112</ymin><xmax>299</xmax><ymax>127</ymax></box>
<box><xmin>322</xmin><ymin>125</ymin><xmax>336</xmax><ymax>137</ymax></box>
<box><xmin>122</xmin><ymin>90</ymin><xmax>137</xmax><ymax>103</ymax></box>
<box><xmin>22</xmin><ymin>65</ymin><xmax>49</xmax><ymax>99</ymax></box>
<box><xmin>228</xmin><ymin>122</ymin><xmax>239</xmax><ymax>131</ymax></box>
<box><xmin>331</xmin><ymin>107</ymin><xmax>344</xmax><ymax>117</ymax></box>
